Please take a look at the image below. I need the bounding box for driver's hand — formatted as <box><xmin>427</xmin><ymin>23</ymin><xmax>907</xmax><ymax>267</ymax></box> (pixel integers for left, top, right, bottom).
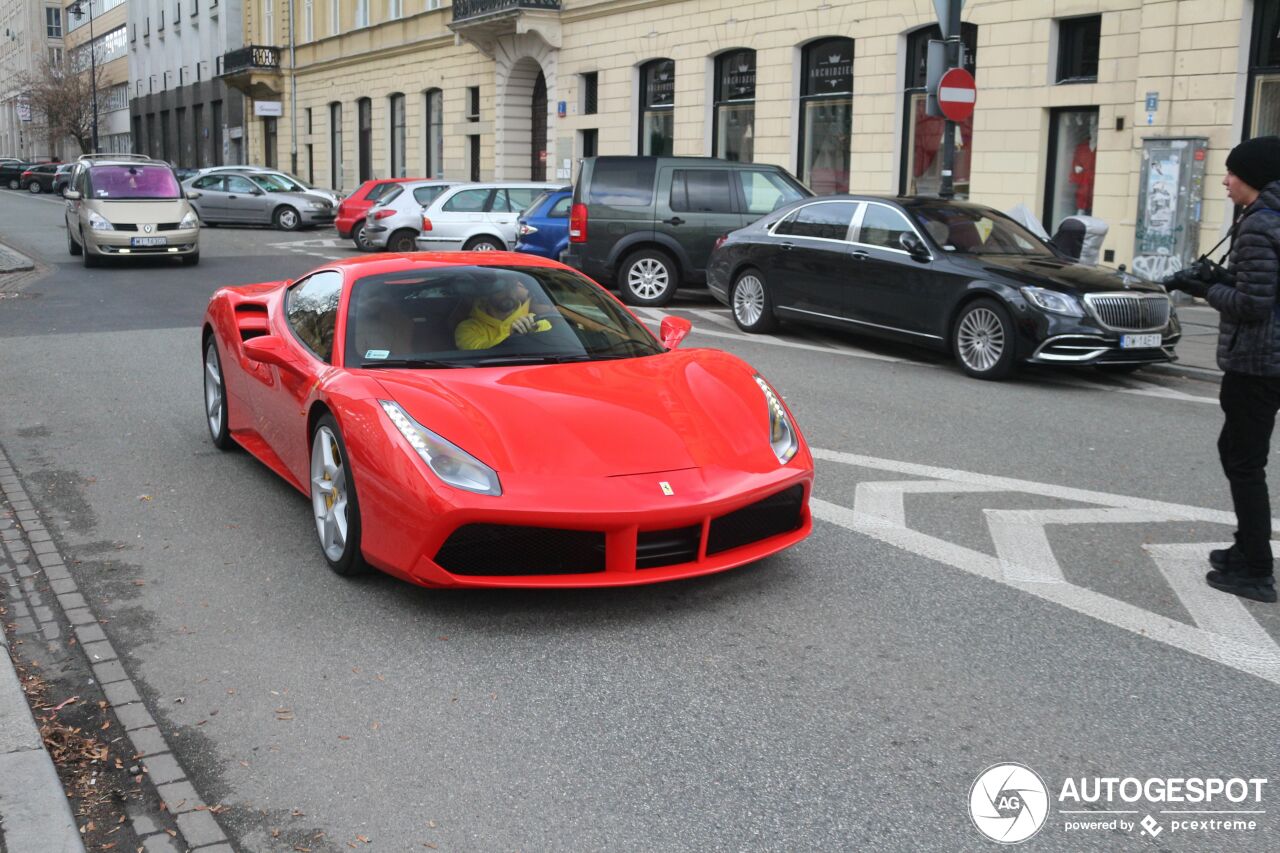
<box><xmin>510</xmin><ymin>314</ymin><xmax>538</xmax><ymax>335</ymax></box>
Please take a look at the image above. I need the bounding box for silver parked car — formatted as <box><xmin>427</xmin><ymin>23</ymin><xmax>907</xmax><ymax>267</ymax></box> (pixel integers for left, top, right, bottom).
<box><xmin>183</xmin><ymin>170</ymin><xmax>336</xmax><ymax>230</ymax></box>
<box><xmin>361</xmin><ymin>180</ymin><xmax>457</xmax><ymax>252</ymax></box>
<box><xmin>187</xmin><ymin>165</ymin><xmax>343</xmax><ymax>207</ymax></box>
<box><xmin>412</xmin><ymin>182</ymin><xmax>561</xmax><ymax>253</ymax></box>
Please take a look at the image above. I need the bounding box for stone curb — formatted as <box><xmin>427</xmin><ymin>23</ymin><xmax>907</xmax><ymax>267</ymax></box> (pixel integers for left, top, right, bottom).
<box><xmin>0</xmin><ymin>240</ymin><xmax>35</xmax><ymax>275</ymax></box>
<box><xmin>0</xmin><ymin>444</ymin><xmax>233</xmax><ymax>851</ymax></box>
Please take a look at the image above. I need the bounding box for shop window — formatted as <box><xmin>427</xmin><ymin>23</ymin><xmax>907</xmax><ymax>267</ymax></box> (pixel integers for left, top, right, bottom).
<box><xmin>424</xmin><ymin>89</ymin><xmax>444</xmax><ymax>178</ymax></box>
<box><xmin>799</xmin><ymin>38</ymin><xmax>853</xmax><ymax>194</ymax></box>
<box><xmin>1044</xmin><ymin>108</ymin><xmax>1098</xmax><ymax>233</ymax></box>
<box><xmin>1057</xmin><ymin>15</ymin><xmax>1101</xmax><ymax>83</ymax></box>
<box><xmin>902</xmin><ymin>24</ymin><xmax>978</xmax><ymax>198</ymax></box>
<box><xmin>714</xmin><ymin>49</ymin><xmax>755</xmax><ymax>162</ymax></box>
<box><xmin>639</xmin><ymin>59</ymin><xmax>675</xmax><ymax>156</ymax></box>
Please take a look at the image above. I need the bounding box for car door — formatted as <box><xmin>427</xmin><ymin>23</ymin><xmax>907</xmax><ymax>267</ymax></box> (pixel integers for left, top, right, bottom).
<box><xmin>845</xmin><ymin>201</ymin><xmax>950</xmax><ymax>338</ymax></box>
<box><xmin>252</xmin><ymin>270</ymin><xmax>344</xmax><ymax>482</ymax></box>
<box><xmin>488</xmin><ymin>187</ymin><xmax>546</xmax><ymax>247</ymax></box>
<box><xmin>655</xmin><ymin>167</ymin><xmax>741</xmax><ymax>282</ymax></box>
<box><xmin>223</xmin><ymin>174</ymin><xmax>265</xmax><ymax>223</ymax></box>
<box><xmin>65</xmin><ymin>165</ymin><xmax>85</xmax><ymax>235</ymax></box>
<box><xmin>436</xmin><ymin>187</ymin><xmax>493</xmax><ymax>244</ymax></box>
<box><xmin>188</xmin><ymin>175</ymin><xmax>227</xmax><ymax>221</ymax></box>
<box><xmin>763</xmin><ymin>200</ymin><xmax>860</xmax><ymax>323</ymax></box>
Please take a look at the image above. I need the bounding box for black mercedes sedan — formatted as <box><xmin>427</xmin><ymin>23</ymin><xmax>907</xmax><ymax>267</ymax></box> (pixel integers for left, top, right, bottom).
<box><xmin>706</xmin><ymin>196</ymin><xmax>1180</xmax><ymax>380</ymax></box>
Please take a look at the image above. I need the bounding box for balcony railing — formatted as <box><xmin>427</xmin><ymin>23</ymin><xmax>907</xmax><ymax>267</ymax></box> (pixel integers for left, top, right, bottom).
<box><xmin>217</xmin><ymin>45</ymin><xmax>281</xmax><ymax>76</ymax></box>
<box><xmin>452</xmin><ymin>0</ymin><xmax>560</xmax><ymax>23</ymax></box>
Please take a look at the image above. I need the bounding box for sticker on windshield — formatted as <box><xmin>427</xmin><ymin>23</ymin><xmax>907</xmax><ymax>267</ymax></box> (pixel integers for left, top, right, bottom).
<box><xmin>364</xmin><ymin>349</ymin><xmax>390</xmax><ymax>360</ymax></box>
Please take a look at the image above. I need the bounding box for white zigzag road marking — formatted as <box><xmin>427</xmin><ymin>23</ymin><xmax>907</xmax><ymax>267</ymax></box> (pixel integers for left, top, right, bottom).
<box><xmin>811</xmin><ymin>449</ymin><xmax>1280</xmax><ymax>686</ymax></box>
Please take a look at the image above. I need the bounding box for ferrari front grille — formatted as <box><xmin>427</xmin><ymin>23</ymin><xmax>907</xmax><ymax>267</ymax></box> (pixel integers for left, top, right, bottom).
<box><xmin>435</xmin><ymin>524</ymin><xmax>606</xmax><ymax>575</ymax></box>
<box><xmin>636</xmin><ymin>525</ymin><xmax>701</xmax><ymax>569</ymax></box>
<box><xmin>706</xmin><ymin>485</ymin><xmax>805</xmax><ymax>556</ymax></box>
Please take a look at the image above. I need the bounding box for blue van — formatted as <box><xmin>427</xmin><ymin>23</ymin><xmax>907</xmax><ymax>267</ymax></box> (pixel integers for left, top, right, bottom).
<box><xmin>514</xmin><ymin>186</ymin><xmax>573</xmax><ymax>260</ymax></box>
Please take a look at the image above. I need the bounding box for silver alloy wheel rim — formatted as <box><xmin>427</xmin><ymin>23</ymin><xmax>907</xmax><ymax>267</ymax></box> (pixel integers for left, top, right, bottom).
<box><xmin>471</xmin><ymin>241</ymin><xmax>498</xmax><ymax>252</ymax></box>
<box><xmin>204</xmin><ymin>342</ymin><xmax>223</xmax><ymax>439</ymax></box>
<box><xmin>354</xmin><ymin>224</ymin><xmax>368</xmax><ymax>250</ymax></box>
<box><xmin>957</xmin><ymin>307</ymin><xmax>1005</xmax><ymax>373</ymax></box>
<box><xmin>628</xmin><ymin>258</ymin><xmax>670</xmax><ymax>300</ymax></box>
<box><xmin>311</xmin><ymin>427</ymin><xmax>349</xmax><ymax>562</ymax></box>
<box><xmin>280</xmin><ymin>209</ymin><xmax>299</xmax><ymax>229</ymax></box>
<box><xmin>734</xmin><ymin>275</ymin><xmax>765</xmax><ymax>327</ymax></box>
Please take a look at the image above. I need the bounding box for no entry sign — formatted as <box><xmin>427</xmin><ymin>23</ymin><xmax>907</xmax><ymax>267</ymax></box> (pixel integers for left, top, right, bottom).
<box><xmin>937</xmin><ymin>67</ymin><xmax>977</xmax><ymax>122</ymax></box>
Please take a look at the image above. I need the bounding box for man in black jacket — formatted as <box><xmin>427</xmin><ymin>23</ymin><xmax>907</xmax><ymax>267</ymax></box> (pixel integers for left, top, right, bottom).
<box><xmin>1166</xmin><ymin>136</ymin><xmax>1280</xmax><ymax>603</ymax></box>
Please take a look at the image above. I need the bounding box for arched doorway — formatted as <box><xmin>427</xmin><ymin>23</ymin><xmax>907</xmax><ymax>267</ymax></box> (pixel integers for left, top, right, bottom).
<box><xmin>531</xmin><ymin>71</ymin><xmax>547</xmax><ymax>180</ymax></box>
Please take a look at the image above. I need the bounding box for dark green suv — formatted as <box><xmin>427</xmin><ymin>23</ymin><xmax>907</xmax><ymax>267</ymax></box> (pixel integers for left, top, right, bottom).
<box><xmin>563</xmin><ymin>156</ymin><xmax>810</xmax><ymax>306</ymax></box>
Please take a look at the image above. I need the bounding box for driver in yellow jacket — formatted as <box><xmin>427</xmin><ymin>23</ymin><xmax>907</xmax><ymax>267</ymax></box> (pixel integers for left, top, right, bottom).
<box><xmin>454</xmin><ymin>278</ymin><xmax>554</xmax><ymax>350</ymax></box>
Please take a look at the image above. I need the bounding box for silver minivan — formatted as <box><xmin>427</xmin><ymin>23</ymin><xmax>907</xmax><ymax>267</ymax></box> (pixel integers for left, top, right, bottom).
<box><xmin>65</xmin><ymin>155</ymin><xmax>200</xmax><ymax>267</ymax></box>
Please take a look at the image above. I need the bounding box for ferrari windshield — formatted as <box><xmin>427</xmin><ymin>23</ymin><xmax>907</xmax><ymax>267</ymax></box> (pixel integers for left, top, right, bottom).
<box><xmin>86</xmin><ymin>165</ymin><xmax>181</xmax><ymax>200</ymax></box>
<box><xmin>345</xmin><ymin>266</ymin><xmax>665</xmax><ymax>368</ymax></box>
<box><xmin>910</xmin><ymin>204</ymin><xmax>1056</xmax><ymax>257</ymax></box>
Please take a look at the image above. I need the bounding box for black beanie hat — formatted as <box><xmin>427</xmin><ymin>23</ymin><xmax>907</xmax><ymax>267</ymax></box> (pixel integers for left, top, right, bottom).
<box><xmin>1225</xmin><ymin>136</ymin><xmax>1280</xmax><ymax>191</ymax></box>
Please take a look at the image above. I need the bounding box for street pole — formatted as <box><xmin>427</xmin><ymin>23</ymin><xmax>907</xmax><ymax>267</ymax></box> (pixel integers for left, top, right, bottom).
<box><xmin>289</xmin><ymin>0</ymin><xmax>298</xmax><ymax>176</ymax></box>
<box><xmin>938</xmin><ymin>0</ymin><xmax>961</xmax><ymax>199</ymax></box>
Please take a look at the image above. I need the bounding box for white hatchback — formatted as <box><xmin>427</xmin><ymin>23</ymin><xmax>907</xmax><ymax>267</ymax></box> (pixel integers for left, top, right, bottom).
<box><xmin>412</xmin><ymin>182</ymin><xmax>561</xmax><ymax>253</ymax></box>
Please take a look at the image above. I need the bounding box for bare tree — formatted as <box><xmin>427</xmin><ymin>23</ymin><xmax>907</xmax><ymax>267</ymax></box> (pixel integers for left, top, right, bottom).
<box><xmin>20</xmin><ymin>54</ymin><xmax>96</xmax><ymax>155</ymax></box>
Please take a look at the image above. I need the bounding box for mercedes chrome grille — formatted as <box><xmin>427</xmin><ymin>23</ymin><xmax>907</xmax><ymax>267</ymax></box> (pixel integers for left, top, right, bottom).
<box><xmin>1083</xmin><ymin>293</ymin><xmax>1171</xmax><ymax>332</ymax></box>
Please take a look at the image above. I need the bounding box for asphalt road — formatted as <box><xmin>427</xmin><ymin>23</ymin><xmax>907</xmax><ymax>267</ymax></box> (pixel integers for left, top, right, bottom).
<box><xmin>0</xmin><ymin>190</ymin><xmax>1277</xmax><ymax>851</ymax></box>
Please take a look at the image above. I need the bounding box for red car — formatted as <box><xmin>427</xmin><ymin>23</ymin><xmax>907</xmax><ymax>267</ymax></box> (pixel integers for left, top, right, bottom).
<box><xmin>336</xmin><ymin>178</ymin><xmax>421</xmax><ymax>250</ymax></box>
<box><xmin>201</xmin><ymin>252</ymin><xmax>813</xmax><ymax>588</ymax></box>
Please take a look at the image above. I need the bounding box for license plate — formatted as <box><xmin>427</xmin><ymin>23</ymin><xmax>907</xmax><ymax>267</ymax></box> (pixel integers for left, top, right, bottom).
<box><xmin>1120</xmin><ymin>333</ymin><xmax>1162</xmax><ymax>349</ymax></box>
<box><xmin>130</xmin><ymin>236</ymin><xmax>167</xmax><ymax>247</ymax></box>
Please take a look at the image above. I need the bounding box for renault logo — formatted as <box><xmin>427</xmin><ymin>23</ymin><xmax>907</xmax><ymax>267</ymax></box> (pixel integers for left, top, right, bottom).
<box><xmin>659</xmin><ymin>481</ymin><xmax>674</xmax><ymax>496</ymax></box>
<box><xmin>143</xmin><ymin>224</ymin><xmax>153</xmax><ymax>233</ymax></box>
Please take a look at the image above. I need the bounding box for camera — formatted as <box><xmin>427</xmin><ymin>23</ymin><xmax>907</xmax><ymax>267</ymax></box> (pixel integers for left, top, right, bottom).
<box><xmin>1181</xmin><ymin>255</ymin><xmax>1230</xmax><ymax>285</ymax></box>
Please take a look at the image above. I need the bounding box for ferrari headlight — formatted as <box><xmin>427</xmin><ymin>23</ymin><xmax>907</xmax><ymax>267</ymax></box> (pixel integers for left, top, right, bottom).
<box><xmin>379</xmin><ymin>401</ymin><xmax>501</xmax><ymax>496</ymax></box>
<box><xmin>179</xmin><ymin>211</ymin><xmax>199</xmax><ymax>229</ymax></box>
<box><xmin>87</xmin><ymin>211</ymin><xmax>114</xmax><ymax>231</ymax></box>
<box><xmin>754</xmin><ymin>375</ymin><xmax>798</xmax><ymax>464</ymax></box>
<box><xmin>1021</xmin><ymin>286</ymin><xmax>1083</xmax><ymax>317</ymax></box>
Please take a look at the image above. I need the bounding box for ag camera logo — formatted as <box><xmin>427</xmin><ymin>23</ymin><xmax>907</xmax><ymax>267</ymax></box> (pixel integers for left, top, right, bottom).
<box><xmin>969</xmin><ymin>763</ymin><xmax>1050</xmax><ymax>844</ymax></box>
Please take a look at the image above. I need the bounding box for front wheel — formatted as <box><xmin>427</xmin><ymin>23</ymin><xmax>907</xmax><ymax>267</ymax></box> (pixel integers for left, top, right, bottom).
<box><xmin>952</xmin><ymin>298</ymin><xmax>1016</xmax><ymax>380</ymax></box>
<box><xmin>68</xmin><ymin>230</ymin><xmax>82</xmax><ymax>256</ymax></box>
<box><xmin>731</xmin><ymin>269</ymin><xmax>778</xmax><ymax>333</ymax></box>
<box><xmin>464</xmin><ymin>236</ymin><xmax>504</xmax><ymax>252</ymax></box>
<box><xmin>203</xmin><ymin>337</ymin><xmax>234</xmax><ymax>450</ymax></box>
<box><xmin>274</xmin><ymin>206</ymin><xmax>301</xmax><ymax>231</ymax></box>
<box><xmin>352</xmin><ymin>221</ymin><xmax>371</xmax><ymax>251</ymax></box>
<box><xmin>310</xmin><ymin>415</ymin><xmax>369</xmax><ymax>577</ymax></box>
<box><xmin>181</xmin><ymin>252</ymin><xmax>200</xmax><ymax>267</ymax></box>
<box><xmin>27</xmin><ymin>182</ymin><xmax>41</xmax><ymax>194</ymax></box>
<box><xmin>6</xmin><ymin>178</ymin><xmax>18</xmax><ymax>190</ymax></box>
<box><xmin>619</xmin><ymin>249</ymin><xmax>678</xmax><ymax>307</ymax></box>
<box><xmin>388</xmin><ymin>229</ymin><xmax>418</xmax><ymax>253</ymax></box>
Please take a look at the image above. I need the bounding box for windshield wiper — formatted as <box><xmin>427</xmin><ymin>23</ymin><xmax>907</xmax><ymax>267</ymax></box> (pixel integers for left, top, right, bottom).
<box><xmin>464</xmin><ymin>354</ymin><xmax>594</xmax><ymax>366</ymax></box>
<box><xmin>359</xmin><ymin>358</ymin><xmax>464</xmax><ymax>369</ymax></box>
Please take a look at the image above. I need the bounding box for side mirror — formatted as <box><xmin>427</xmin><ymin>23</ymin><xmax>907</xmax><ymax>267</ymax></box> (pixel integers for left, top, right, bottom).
<box><xmin>186</xmin><ymin>190</ymin><xmax>201</xmax><ymax>200</ymax></box>
<box><xmin>242</xmin><ymin>335</ymin><xmax>293</xmax><ymax>367</ymax></box>
<box><xmin>250</xmin><ymin>189</ymin><xmax>265</xmax><ymax>196</ymax></box>
<box><xmin>63</xmin><ymin>190</ymin><xmax>80</xmax><ymax>200</ymax></box>
<box><xmin>659</xmin><ymin>315</ymin><xmax>692</xmax><ymax>350</ymax></box>
<box><xmin>899</xmin><ymin>232</ymin><xmax>930</xmax><ymax>261</ymax></box>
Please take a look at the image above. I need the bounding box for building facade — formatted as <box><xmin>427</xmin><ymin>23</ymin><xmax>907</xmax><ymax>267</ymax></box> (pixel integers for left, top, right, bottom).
<box><xmin>0</xmin><ymin>0</ymin><xmax>67</xmax><ymax>159</ymax></box>
<box><xmin>223</xmin><ymin>0</ymin><xmax>1274</xmax><ymax>271</ymax></box>
<box><xmin>66</xmin><ymin>0</ymin><xmax>132</xmax><ymax>153</ymax></box>
<box><xmin>128</xmin><ymin>0</ymin><xmax>246</xmax><ymax>167</ymax></box>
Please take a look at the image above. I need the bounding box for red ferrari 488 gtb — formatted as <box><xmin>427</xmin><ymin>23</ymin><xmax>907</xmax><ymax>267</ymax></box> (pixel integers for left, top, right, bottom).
<box><xmin>201</xmin><ymin>252</ymin><xmax>813</xmax><ymax>588</ymax></box>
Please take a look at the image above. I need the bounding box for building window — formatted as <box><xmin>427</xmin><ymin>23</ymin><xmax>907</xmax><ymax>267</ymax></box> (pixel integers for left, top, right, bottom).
<box><xmin>580</xmin><ymin>72</ymin><xmax>598</xmax><ymax>115</ymax></box>
<box><xmin>638</xmin><ymin>59</ymin><xmax>675</xmax><ymax>156</ymax></box>
<box><xmin>331</xmin><ymin>0</ymin><xmax>340</xmax><ymax>34</ymax></box>
<box><xmin>580</xmin><ymin>128</ymin><xmax>597</xmax><ymax>159</ymax></box>
<box><xmin>424</xmin><ymin>88</ymin><xmax>444</xmax><ymax>178</ymax></box>
<box><xmin>303</xmin><ymin>0</ymin><xmax>313</xmax><ymax>41</ymax></box>
<box><xmin>306</xmin><ymin>107</ymin><xmax>313</xmax><ymax>134</ymax></box>
<box><xmin>357</xmin><ymin>97</ymin><xmax>372</xmax><ymax>182</ymax></box>
<box><xmin>48</xmin><ymin>47</ymin><xmax>63</xmax><ymax>68</ymax></box>
<box><xmin>467</xmin><ymin>86</ymin><xmax>480</xmax><ymax>121</ymax></box>
<box><xmin>355</xmin><ymin>0</ymin><xmax>369</xmax><ymax>27</ymax></box>
<box><xmin>46</xmin><ymin>7</ymin><xmax>62</xmax><ymax>38</ymax></box>
<box><xmin>389</xmin><ymin>93</ymin><xmax>406</xmax><ymax>177</ymax></box>
<box><xmin>1045</xmin><ymin>108</ymin><xmax>1099</xmax><ymax>232</ymax></box>
<box><xmin>388</xmin><ymin>0</ymin><xmax>402</xmax><ymax>18</ymax></box>
<box><xmin>714</xmin><ymin>49</ymin><xmax>756</xmax><ymax>162</ymax></box>
<box><xmin>798</xmin><ymin>38</ymin><xmax>853</xmax><ymax>193</ymax></box>
<box><xmin>1247</xmin><ymin>0</ymin><xmax>1280</xmax><ymax>138</ymax></box>
<box><xmin>1057</xmin><ymin>15</ymin><xmax>1101</xmax><ymax>83</ymax></box>
<box><xmin>902</xmin><ymin>24</ymin><xmax>978</xmax><ymax>199</ymax></box>
<box><xmin>469</xmin><ymin>134</ymin><xmax>480</xmax><ymax>181</ymax></box>
<box><xmin>329</xmin><ymin>101</ymin><xmax>343</xmax><ymax>188</ymax></box>
<box><xmin>263</xmin><ymin>0</ymin><xmax>274</xmax><ymax>42</ymax></box>
<box><xmin>263</xmin><ymin>116</ymin><xmax>277</xmax><ymax>169</ymax></box>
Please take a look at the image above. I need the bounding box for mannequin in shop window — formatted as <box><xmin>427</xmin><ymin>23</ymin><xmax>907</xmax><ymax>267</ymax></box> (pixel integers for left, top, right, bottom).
<box><xmin>1069</xmin><ymin>127</ymin><xmax>1097</xmax><ymax>214</ymax></box>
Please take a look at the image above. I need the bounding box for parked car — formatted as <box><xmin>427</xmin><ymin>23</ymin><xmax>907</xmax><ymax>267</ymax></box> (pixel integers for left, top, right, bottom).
<box><xmin>514</xmin><ymin>186</ymin><xmax>573</xmax><ymax>260</ymax></box>
<box><xmin>562</xmin><ymin>156</ymin><xmax>811</xmax><ymax>306</ymax></box>
<box><xmin>19</xmin><ymin>163</ymin><xmax>60</xmax><ymax>193</ymax></box>
<box><xmin>707</xmin><ymin>195</ymin><xmax>1182</xmax><ymax>380</ymax></box>
<box><xmin>190</xmin><ymin>165</ymin><xmax>343</xmax><ymax>207</ymax></box>
<box><xmin>200</xmin><ymin>252</ymin><xmax>812</xmax><ymax>586</ymax></box>
<box><xmin>361</xmin><ymin>180</ymin><xmax>458</xmax><ymax>252</ymax></box>
<box><xmin>64</xmin><ymin>156</ymin><xmax>200</xmax><ymax>267</ymax></box>
<box><xmin>337</xmin><ymin>177</ymin><xmax>423</xmax><ymax>250</ymax></box>
<box><xmin>1</xmin><ymin>161</ymin><xmax>37</xmax><ymax>190</ymax></box>
<box><xmin>183</xmin><ymin>170</ymin><xmax>336</xmax><ymax>230</ymax></box>
<box><xmin>52</xmin><ymin>163</ymin><xmax>75</xmax><ymax>195</ymax></box>
<box><xmin>407</xmin><ymin>182</ymin><xmax>561</xmax><ymax>254</ymax></box>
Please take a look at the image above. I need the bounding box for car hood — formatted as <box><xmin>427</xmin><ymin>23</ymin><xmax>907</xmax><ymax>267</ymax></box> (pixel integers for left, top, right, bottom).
<box><xmin>370</xmin><ymin>349</ymin><xmax>781</xmax><ymax>477</ymax></box>
<box><xmin>972</xmin><ymin>255</ymin><xmax>1164</xmax><ymax>295</ymax></box>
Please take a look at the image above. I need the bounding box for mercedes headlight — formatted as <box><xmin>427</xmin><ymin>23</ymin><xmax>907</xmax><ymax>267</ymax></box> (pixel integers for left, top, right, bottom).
<box><xmin>1021</xmin><ymin>286</ymin><xmax>1083</xmax><ymax>317</ymax></box>
<box><xmin>754</xmin><ymin>375</ymin><xmax>798</xmax><ymax>464</ymax></box>
<box><xmin>379</xmin><ymin>401</ymin><xmax>501</xmax><ymax>496</ymax></box>
<box><xmin>179</xmin><ymin>211</ymin><xmax>200</xmax><ymax>229</ymax></box>
<box><xmin>87</xmin><ymin>211</ymin><xmax>114</xmax><ymax>231</ymax></box>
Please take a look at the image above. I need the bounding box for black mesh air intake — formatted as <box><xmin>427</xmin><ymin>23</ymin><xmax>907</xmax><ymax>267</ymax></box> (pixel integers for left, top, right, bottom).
<box><xmin>706</xmin><ymin>485</ymin><xmax>804</xmax><ymax>556</ymax></box>
<box><xmin>434</xmin><ymin>524</ymin><xmax>606</xmax><ymax>575</ymax></box>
